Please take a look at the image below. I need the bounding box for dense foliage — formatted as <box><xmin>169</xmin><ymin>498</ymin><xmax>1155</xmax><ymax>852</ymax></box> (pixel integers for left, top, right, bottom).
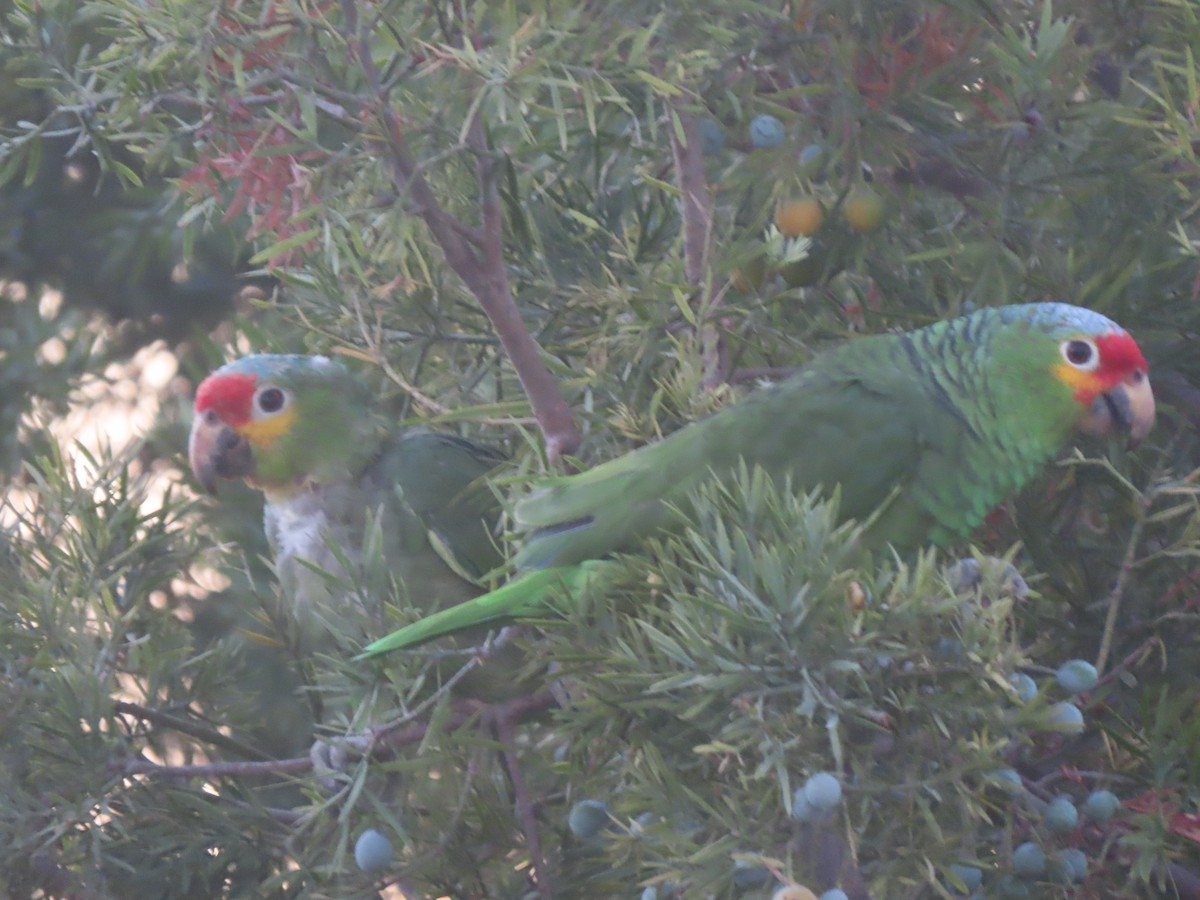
<box><xmin>3</xmin><ymin>0</ymin><xmax>1200</xmax><ymax>897</ymax></box>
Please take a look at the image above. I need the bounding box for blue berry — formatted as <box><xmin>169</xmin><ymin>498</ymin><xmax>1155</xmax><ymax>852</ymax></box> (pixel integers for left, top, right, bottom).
<box><xmin>567</xmin><ymin>799</ymin><xmax>610</xmax><ymax>840</ymax></box>
<box><xmin>1044</xmin><ymin>797</ymin><xmax>1079</xmax><ymax>833</ymax></box>
<box><xmin>732</xmin><ymin>859</ymin><xmax>772</xmax><ymax>889</ymax></box>
<box><xmin>1012</xmin><ymin>842</ymin><xmax>1046</xmax><ymax>878</ymax></box>
<box><xmin>996</xmin><ymin>874</ymin><xmax>1032</xmax><ymax>897</ymax></box>
<box><xmin>948</xmin><ymin>863</ymin><xmax>983</xmax><ymax>891</ymax></box>
<box><xmin>354</xmin><ymin>828</ymin><xmax>394</xmax><ymax>874</ymax></box>
<box><xmin>799</xmin><ymin>143</ymin><xmax>825</xmax><ymax>173</ymax></box>
<box><xmin>1041</xmin><ymin>702</ymin><xmax>1085</xmax><ymax>734</ymax></box>
<box><xmin>1082</xmin><ymin>789</ymin><xmax>1120</xmax><ymax>822</ymax></box>
<box><xmin>1055</xmin><ymin>847</ymin><xmax>1088</xmax><ymax>883</ymax></box>
<box><xmin>1008</xmin><ymin>672</ymin><xmax>1038</xmax><ymax>704</ymax></box>
<box><xmin>988</xmin><ymin>768</ymin><xmax>1024</xmax><ymax>791</ymax></box>
<box><xmin>934</xmin><ymin>637</ymin><xmax>963</xmax><ymax>659</ymax></box>
<box><xmin>792</xmin><ymin>786</ymin><xmax>837</xmax><ymax>824</ymax></box>
<box><xmin>803</xmin><ymin>772</ymin><xmax>843</xmax><ymax>811</ymax></box>
<box><xmin>820</xmin><ymin>890</ymin><xmax>849</xmax><ymax>900</ymax></box>
<box><xmin>1056</xmin><ymin>659</ymin><xmax>1099</xmax><ymax>694</ymax></box>
<box><xmin>749</xmin><ymin>114</ymin><xmax>786</xmax><ymax>149</ymax></box>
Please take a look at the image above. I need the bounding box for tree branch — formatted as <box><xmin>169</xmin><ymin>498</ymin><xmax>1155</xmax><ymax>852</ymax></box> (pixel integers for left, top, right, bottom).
<box><xmin>337</xmin><ymin>0</ymin><xmax>581</xmax><ymax>461</ymax></box>
<box><xmin>1096</xmin><ymin>492</ymin><xmax>1148</xmax><ymax>673</ymax></box>
<box><xmin>466</xmin><ymin>116</ymin><xmax>581</xmax><ymax>461</ymax></box>
<box><xmin>493</xmin><ymin>708</ymin><xmax>553</xmax><ymax>900</ymax></box>
<box><xmin>116</xmin><ymin>691</ymin><xmax>559</xmax><ymax>779</ymax></box>
<box><xmin>667</xmin><ymin>102</ymin><xmax>726</xmax><ymax>389</ymax></box>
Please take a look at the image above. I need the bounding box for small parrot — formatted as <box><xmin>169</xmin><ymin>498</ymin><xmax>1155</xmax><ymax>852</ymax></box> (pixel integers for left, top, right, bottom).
<box><xmin>358</xmin><ymin>302</ymin><xmax>1155</xmax><ymax>657</ymax></box>
<box><xmin>188</xmin><ymin>355</ymin><xmax>505</xmax><ymax>637</ymax></box>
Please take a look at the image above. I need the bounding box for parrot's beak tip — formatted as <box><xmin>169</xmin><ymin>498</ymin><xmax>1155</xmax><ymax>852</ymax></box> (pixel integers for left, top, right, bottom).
<box><xmin>189</xmin><ymin>412</ymin><xmax>254</xmax><ymax>494</ymax></box>
<box><xmin>1124</xmin><ymin>370</ymin><xmax>1155</xmax><ymax>447</ymax></box>
<box><xmin>1078</xmin><ymin>370</ymin><xmax>1155</xmax><ymax>447</ymax></box>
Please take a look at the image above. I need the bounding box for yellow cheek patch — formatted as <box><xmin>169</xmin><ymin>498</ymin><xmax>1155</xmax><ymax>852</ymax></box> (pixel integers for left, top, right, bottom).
<box><xmin>1053</xmin><ymin>362</ymin><xmax>1100</xmax><ymax>401</ymax></box>
<box><xmin>237</xmin><ymin>406</ymin><xmax>298</xmax><ymax>449</ymax></box>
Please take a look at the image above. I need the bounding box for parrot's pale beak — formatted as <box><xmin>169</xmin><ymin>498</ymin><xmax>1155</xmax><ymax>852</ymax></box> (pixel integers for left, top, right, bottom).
<box><xmin>1079</xmin><ymin>370</ymin><xmax>1155</xmax><ymax>446</ymax></box>
<box><xmin>188</xmin><ymin>411</ymin><xmax>255</xmax><ymax>494</ymax></box>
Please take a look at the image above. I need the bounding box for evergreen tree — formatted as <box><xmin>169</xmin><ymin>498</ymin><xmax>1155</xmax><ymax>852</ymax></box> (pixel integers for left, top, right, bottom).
<box><xmin>3</xmin><ymin>0</ymin><xmax>1200</xmax><ymax>896</ymax></box>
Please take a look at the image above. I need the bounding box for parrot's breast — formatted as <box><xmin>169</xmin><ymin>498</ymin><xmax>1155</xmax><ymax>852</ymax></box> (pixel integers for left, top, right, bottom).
<box><xmin>264</xmin><ymin>486</ymin><xmax>361</xmax><ymax>612</ymax></box>
<box><xmin>268</xmin><ymin>492</ymin><xmax>335</xmax><ymax>563</ymax></box>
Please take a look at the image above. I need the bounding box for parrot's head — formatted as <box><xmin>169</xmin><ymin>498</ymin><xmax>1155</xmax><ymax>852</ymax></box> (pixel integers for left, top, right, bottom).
<box><xmin>189</xmin><ymin>354</ymin><xmax>381</xmax><ymax>498</ymax></box>
<box><xmin>1002</xmin><ymin>303</ymin><xmax>1155</xmax><ymax>445</ymax></box>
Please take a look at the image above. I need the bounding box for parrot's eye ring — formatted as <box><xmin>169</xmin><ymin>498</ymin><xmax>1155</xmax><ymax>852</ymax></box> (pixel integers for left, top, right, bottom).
<box><xmin>1061</xmin><ymin>339</ymin><xmax>1099</xmax><ymax>371</ymax></box>
<box><xmin>256</xmin><ymin>386</ymin><xmax>288</xmax><ymax>415</ymax></box>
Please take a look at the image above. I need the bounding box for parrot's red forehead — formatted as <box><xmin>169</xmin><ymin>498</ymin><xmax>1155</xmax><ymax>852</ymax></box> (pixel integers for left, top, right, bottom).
<box><xmin>1095</xmin><ymin>331</ymin><xmax>1148</xmax><ymax>379</ymax></box>
<box><xmin>194</xmin><ymin>371</ymin><xmax>257</xmax><ymax>424</ymax></box>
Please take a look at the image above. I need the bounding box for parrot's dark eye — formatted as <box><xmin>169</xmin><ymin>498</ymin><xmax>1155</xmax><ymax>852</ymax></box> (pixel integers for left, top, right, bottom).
<box><xmin>1061</xmin><ymin>339</ymin><xmax>1099</xmax><ymax>371</ymax></box>
<box><xmin>256</xmin><ymin>387</ymin><xmax>287</xmax><ymax>414</ymax></box>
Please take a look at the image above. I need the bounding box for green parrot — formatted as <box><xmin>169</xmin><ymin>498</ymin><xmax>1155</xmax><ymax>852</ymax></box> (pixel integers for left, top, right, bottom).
<box><xmin>188</xmin><ymin>354</ymin><xmax>505</xmax><ymax>640</ymax></box>
<box><xmin>359</xmin><ymin>302</ymin><xmax>1155</xmax><ymax>657</ymax></box>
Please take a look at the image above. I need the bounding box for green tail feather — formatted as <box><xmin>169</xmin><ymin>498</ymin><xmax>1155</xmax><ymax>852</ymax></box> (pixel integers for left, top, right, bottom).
<box><xmin>355</xmin><ymin>561</ymin><xmax>618</xmax><ymax>658</ymax></box>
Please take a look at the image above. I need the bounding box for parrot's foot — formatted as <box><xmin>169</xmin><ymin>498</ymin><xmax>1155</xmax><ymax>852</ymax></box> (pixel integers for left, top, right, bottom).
<box><xmin>309</xmin><ymin>737</ymin><xmax>365</xmax><ymax>792</ymax></box>
<box><xmin>945</xmin><ymin>556</ymin><xmax>1030</xmax><ymax>600</ymax></box>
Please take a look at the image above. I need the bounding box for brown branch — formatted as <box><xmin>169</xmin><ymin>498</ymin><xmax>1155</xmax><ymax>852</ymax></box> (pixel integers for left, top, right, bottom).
<box><xmin>1163</xmin><ymin>862</ymin><xmax>1200</xmax><ymax>900</ymax></box>
<box><xmin>116</xmin><ymin>691</ymin><xmax>559</xmax><ymax>780</ymax></box>
<box><xmin>338</xmin><ymin>0</ymin><xmax>581</xmax><ymax>462</ymax></box>
<box><xmin>493</xmin><ymin>708</ymin><xmax>553</xmax><ymax>900</ymax></box>
<box><xmin>1096</xmin><ymin>493</ymin><xmax>1148</xmax><ymax>673</ymax></box>
<box><xmin>667</xmin><ymin>101</ymin><xmax>726</xmax><ymax>389</ymax></box>
<box><xmin>119</xmin><ymin>755</ymin><xmax>313</xmax><ymax>778</ymax></box>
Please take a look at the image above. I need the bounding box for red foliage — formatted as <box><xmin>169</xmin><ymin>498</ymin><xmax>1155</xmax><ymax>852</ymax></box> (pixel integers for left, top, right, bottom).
<box><xmin>180</xmin><ymin>108</ymin><xmax>325</xmax><ymax>267</ymax></box>
<box><xmin>1126</xmin><ymin>790</ymin><xmax>1200</xmax><ymax>845</ymax></box>
<box><xmin>179</xmin><ymin>4</ymin><xmax>328</xmax><ymax>267</ymax></box>
<box><xmin>855</xmin><ymin>11</ymin><xmax>978</xmax><ymax>109</ymax></box>
<box><xmin>208</xmin><ymin>0</ymin><xmax>294</xmax><ymax>77</ymax></box>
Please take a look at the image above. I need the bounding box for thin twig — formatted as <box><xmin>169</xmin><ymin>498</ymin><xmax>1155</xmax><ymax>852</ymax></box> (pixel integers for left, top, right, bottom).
<box><xmin>493</xmin><ymin>708</ymin><xmax>553</xmax><ymax>900</ymax></box>
<box><xmin>365</xmin><ymin>653</ymin><xmax>484</xmax><ymax>748</ymax></box>
<box><xmin>1093</xmin><ymin>635</ymin><xmax>1159</xmax><ymax>691</ymax></box>
<box><xmin>119</xmin><ymin>755</ymin><xmax>313</xmax><ymax>778</ymax></box>
<box><xmin>117</xmin><ymin>691</ymin><xmax>559</xmax><ymax>779</ymax></box>
<box><xmin>1096</xmin><ymin>495</ymin><xmax>1148</xmax><ymax>673</ymax></box>
<box><xmin>351</xmin><ymin>280</ymin><xmax>538</xmax><ymax>427</ymax></box>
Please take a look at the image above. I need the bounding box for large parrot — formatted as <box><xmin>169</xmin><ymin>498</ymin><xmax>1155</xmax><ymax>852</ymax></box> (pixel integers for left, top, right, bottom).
<box><xmin>358</xmin><ymin>302</ymin><xmax>1155</xmax><ymax>657</ymax></box>
<box><xmin>187</xmin><ymin>355</ymin><xmax>506</xmax><ymax>641</ymax></box>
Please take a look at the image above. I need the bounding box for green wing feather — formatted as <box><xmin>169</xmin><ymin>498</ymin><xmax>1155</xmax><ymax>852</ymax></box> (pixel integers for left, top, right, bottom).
<box><xmin>383</xmin><ymin>431</ymin><xmax>506</xmax><ymax>581</ymax></box>
<box><xmin>355</xmin><ymin>561</ymin><xmax>616</xmax><ymax>657</ymax></box>
<box><xmin>512</xmin><ymin>340</ymin><xmax>945</xmax><ymax>570</ymax></box>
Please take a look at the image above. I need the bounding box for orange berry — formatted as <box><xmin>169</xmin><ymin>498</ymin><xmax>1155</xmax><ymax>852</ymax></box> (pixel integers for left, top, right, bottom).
<box><xmin>775</xmin><ymin>197</ymin><xmax>825</xmax><ymax>237</ymax></box>
<box><xmin>843</xmin><ymin>187</ymin><xmax>886</xmax><ymax>233</ymax></box>
<box><xmin>771</xmin><ymin>886</ymin><xmax>819</xmax><ymax>900</ymax></box>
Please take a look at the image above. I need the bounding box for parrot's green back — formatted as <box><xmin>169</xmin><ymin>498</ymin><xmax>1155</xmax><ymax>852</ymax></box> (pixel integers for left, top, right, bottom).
<box><xmin>358</xmin><ymin>303</ymin><xmax>1149</xmax><ymax>657</ymax></box>
<box><xmin>513</xmin><ymin>305</ymin><xmax>1079</xmax><ymax>569</ymax></box>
